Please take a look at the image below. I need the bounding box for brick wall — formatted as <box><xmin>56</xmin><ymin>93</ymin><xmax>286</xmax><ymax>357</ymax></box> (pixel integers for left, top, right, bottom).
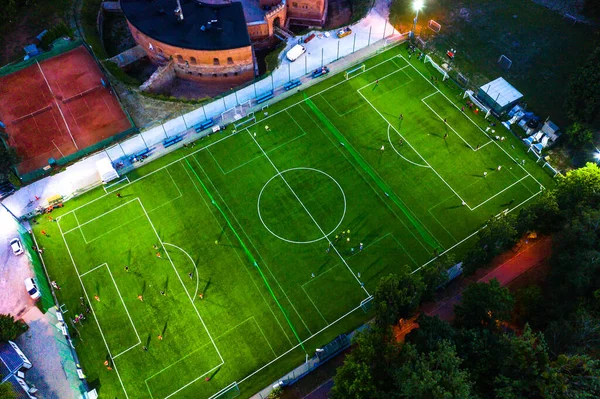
<box><xmin>128</xmin><ymin>22</ymin><xmax>255</xmax><ymax>84</ymax></box>
<box><xmin>287</xmin><ymin>0</ymin><xmax>326</xmax><ymax>25</ymax></box>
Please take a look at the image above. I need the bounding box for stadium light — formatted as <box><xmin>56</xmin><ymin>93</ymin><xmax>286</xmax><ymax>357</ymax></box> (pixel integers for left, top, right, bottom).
<box><xmin>412</xmin><ymin>1</ymin><xmax>425</xmax><ymax>38</ymax></box>
<box><xmin>594</xmin><ymin>151</ymin><xmax>600</xmax><ymax>161</ymax></box>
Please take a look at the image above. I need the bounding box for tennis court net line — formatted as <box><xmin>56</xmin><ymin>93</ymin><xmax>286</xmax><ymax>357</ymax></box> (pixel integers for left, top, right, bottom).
<box><xmin>62</xmin><ymin>85</ymin><xmax>103</xmax><ymax>104</ymax></box>
<box><xmin>11</xmin><ymin>104</ymin><xmax>53</xmax><ymax>124</ymax></box>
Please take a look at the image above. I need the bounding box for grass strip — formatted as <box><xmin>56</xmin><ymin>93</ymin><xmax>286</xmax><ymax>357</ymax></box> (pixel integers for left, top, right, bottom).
<box><xmin>303</xmin><ymin>93</ymin><xmax>441</xmax><ymax>251</ymax></box>
<box><xmin>185</xmin><ymin>159</ymin><xmax>306</xmax><ymax>351</ymax></box>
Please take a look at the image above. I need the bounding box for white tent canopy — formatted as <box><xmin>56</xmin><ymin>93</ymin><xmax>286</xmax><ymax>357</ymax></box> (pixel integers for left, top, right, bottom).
<box><xmin>478</xmin><ymin>77</ymin><xmax>523</xmax><ymax>113</ymax></box>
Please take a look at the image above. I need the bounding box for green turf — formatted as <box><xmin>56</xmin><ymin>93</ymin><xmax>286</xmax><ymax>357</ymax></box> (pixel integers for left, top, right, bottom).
<box><xmin>32</xmin><ymin>44</ymin><xmax>556</xmax><ymax>399</ymax></box>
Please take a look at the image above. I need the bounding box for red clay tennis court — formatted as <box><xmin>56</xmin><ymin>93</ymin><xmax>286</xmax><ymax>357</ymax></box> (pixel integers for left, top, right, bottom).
<box><xmin>0</xmin><ymin>46</ymin><xmax>132</xmax><ymax>175</ymax></box>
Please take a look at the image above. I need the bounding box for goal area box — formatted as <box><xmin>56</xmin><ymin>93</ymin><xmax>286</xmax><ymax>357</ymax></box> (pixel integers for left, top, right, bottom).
<box><xmin>344</xmin><ymin>64</ymin><xmax>366</xmax><ymax>80</ymax></box>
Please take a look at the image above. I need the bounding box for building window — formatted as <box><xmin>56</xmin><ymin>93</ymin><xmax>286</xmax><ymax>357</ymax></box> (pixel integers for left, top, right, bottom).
<box><xmin>188</xmin><ymin>71</ymin><xmax>192</xmax><ymax>75</ymax></box>
<box><xmin>213</xmin><ymin>58</ymin><xmax>220</xmax><ymax>65</ymax></box>
<box><xmin>158</xmin><ymin>47</ymin><xmax>164</xmax><ymax>54</ymax></box>
<box><xmin>190</xmin><ymin>57</ymin><xmax>197</xmax><ymax>65</ymax></box>
<box><xmin>198</xmin><ymin>72</ymin><xmax>202</xmax><ymax>76</ymax></box>
<box><xmin>177</xmin><ymin>55</ymin><xmax>184</xmax><ymax>63</ymax></box>
<box><xmin>227</xmin><ymin>57</ymin><xmax>234</xmax><ymax>65</ymax></box>
<box><xmin>234</xmin><ymin>72</ymin><xmax>238</xmax><ymax>76</ymax></box>
<box><xmin>213</xmin><ymin>73</ymin><xmax>217</xmax><ymax>77</ymax></box>
<box><xmin>224</xmin><ymin>73</ymin><xmax>228</xmax><ymax>77</ymax></box>
<box><xmin>292</xmin><ymin>2</ymin><xmax>297</xmax><ymax>6</ymax></box>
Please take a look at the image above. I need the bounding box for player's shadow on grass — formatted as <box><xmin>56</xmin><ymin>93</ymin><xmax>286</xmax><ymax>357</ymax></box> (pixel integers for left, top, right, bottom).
<box><xmin>162</xmin><ymin>321</ymin><xmax>168</xmax><ymax>336</ymax></box>
<box><xmin>163</xmin><ymin>276</ymin><xmax>169</xmax><ymax>294</ymax></box>
<box><xmin>202</xmin><ymin>277</ymin><xmax>212</xmax><ymax>296</ymax></box>
<box><xmin>146</xmin><ymin>333</ymin><xmax>152</xmax><ymax>349</ymax></box>
<box><xmin>141</xmin><ymin>280</ymin><xmax>146</xmax><ymax>295</ymax></box>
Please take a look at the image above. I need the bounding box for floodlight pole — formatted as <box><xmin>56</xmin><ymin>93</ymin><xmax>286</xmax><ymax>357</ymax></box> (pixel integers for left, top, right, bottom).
<box><xmin>412</xmin><ymin>8</ymin><xmax>420</xmax><ymax>39</ymax></box>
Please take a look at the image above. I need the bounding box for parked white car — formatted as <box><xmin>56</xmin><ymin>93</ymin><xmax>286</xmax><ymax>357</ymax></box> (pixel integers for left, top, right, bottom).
<box><xmin>24</xmin><ymin>278</ymin><xmax>41</xmax><ymax>300</ymax></box>
<box><xmin>10</xmin><ymin>238</ymin><xmax>24</xmax><ymax>255</ymax></box>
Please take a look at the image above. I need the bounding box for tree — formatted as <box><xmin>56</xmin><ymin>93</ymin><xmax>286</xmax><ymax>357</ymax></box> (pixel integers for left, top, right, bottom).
<box><xmin>406</xmin><ymin>314</ymin><xmax>456</xmax><ymax>354</ymax></box>
<box><xmin>421</xmin><ymin>254</ymin><xmax>453</xmax><ymax>301</ymax></box>
<box><xmin>565</xmin><ymin>46</ymin><xmax>600</xmax><ymax>125</ymax></box>
<box><xmin>396</xmin><ymin>341</ymin><xmax>476</xmax><ymax>399</ymax></box>
<box><xmin>512</xmin><ymin>285</ymin><xmax>546</xmax><ymax>328</ymax></box>
<box><xmin>462</xmin><ymin>214</ymin><xmax>519</xmax><ymax>275</ymax></box>
<box><xmin>453</xmin><ymin>279</ymin><xmax>514</xmax><ymax>331</ymax></box>
<box><xmin>554</xmin><ymin>163</ymin><xmax>600</xmax><ymax>211</ymax></box>
<box><xmin>0</xmin><ymin>314</ymin><xmax>28</xmax><ymax>343</ymax></box>
<box><xmin>373</xmin><ymin>270</ymin><xmax>425</xmax><ymax>327</ymax></box>
<box><xmin>515</xmin><ymin>190</ymin><xmax>561</xmax><ymax>234</ymax></box>
<box><xmin>0</xmin><ymin>383</ymin><xmax>17</xmax><ymax>399</ymax></box>
<box><xmin>494</xmin><ymin>325</ymin><xmax>550</xmax><ymax>398</ymax></box>
<box><xmin>566</xmin><ymin>122</ymin><xmax>595</xmax><ymax>147</ymax></box>
<box><xmin>0</xmin><ymin>143</ymin><xmax>19</xmax><ymax>182</ymax></box>
<box><xmin>541</xmin><ymin>354</ymin><xmax>600</xmax><ymax>398</ymax></box>
<box><xmin>331</xmin><ymin>327</ymin><xmax>402</xmax><ymax>399</ymax></box>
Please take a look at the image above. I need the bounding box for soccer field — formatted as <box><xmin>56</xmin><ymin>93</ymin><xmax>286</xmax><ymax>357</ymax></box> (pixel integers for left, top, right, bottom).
<box><xmin>33</xmin><ymin>44</ymin><xmax>555</xmax><ymax>399</ymax></box>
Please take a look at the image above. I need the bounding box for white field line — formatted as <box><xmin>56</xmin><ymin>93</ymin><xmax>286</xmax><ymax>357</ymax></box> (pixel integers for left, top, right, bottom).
<box><xmin>62</xmin><ymin>197</ymin><xmax>139</xmax><ymax>235</ymax></box>
<box><xmin>73</xmin><ymin>212</ymin><xmax>86</xmax><ymax>242</ymax></box>
<box><xmin>104</xmin><ymin>176</ymin><xmax>131</xmax><ymax>193</ymax></box>
<box><xmin>208</xmin><ymin>381</ymin><xmax>240</xmax><ymax>399</ymax></box>
<box><xmin>113</xmin><ymin>342</ymin><xmax>141</xmax><ymax>359</ymax></box>
<box><xmin>104</xmin><ymin>262</ymin><xmax>142</xmax><ymax>344</ymax></box>
<box><xmin>412</xmin><ymin>187</ymin><xmax>543</xmax><ymax>275</ymax></box>
<box><xmin>163</xmin><ymin>243</ymin><xmax>200</xmax><ymax>300</ymax></box>
<box><xmin>136</xmin><ymin>199</ymin><xmax>224</xmax><ymax>363</ymax></box>
<box><xmin>294</xmin><ymin>104</ymin><xmax>433</xmax><ymax>256</ymax></box>
<box><xmin>79</xmin><ymin>262</ymin><xmax>142</xmax><ymax>352</ymax></box>
<box><xmin>56</xmin><ymin>220</ymin><xmax>131</xmax><ymax>399</ymax></box>
<box><xmin>470</xmin><ymin>175</ymin><xmax>530</xmax><ymax>210</ymax></box>
<box><xmin>162</xmin><ymin>364</ymin><xmax>223</xmax><ymax>399</ymax></box>
<box><xmin>57</xmin><ymin>54</ymin><xmax>408</xmax><ymax>220</ymax></box>
<box><xmin>421</xmin><ymin>94</ymin><xmax>486</xmax><ymax>151</ymax></box>
<box><xmin>358</xmin><ymin>90</ymin><xmax>471</xmax><ymax>208</ymax></box>
<box><xmin>182</xmin><ymin>162</ymin><xmax>294</xmax><ymax>346</ymax></box>
<box><xmin>79</xmin><ymin>262</ymin><xmax>108</xmax><ymax>277</ymax></box>
<box><xmin>399</xmin><ymin>54</ymin><xmax>546</xmax><ymax>191</ymax></box>
<box><xmin>248</xmin><ymin>130</ymin><xmax>369</xmax><ymax>297</ymax></box>
<box><xmin>301</xmin><ymin>285</ymin><xmax>329</xmax><ymax>325</ymax></box>
<box><xmin>387</xmin><ymin>124</ymin><xmax>430</xmax><ymax>168</ymax></box>
<box><xmin>237</xmin><ymin>300</ymin><xmax>365</xmax><ymax>387</ymax></box>
<box><xmin>189</xmin><ymin>156</ymin><xmax>312</xmax><ymax>341</ymax></box>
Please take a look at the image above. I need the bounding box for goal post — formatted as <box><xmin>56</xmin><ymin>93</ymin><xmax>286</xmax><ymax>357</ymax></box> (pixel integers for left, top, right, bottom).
<box><xmin>221</xmin><ymin>105</ymin><xmax>244</xmax><ymax>122</ymax></box>
<box><xmin>462</xmin><ymin>90</ymin><xmax>492</xmax><ymax>119</ymax></box>
<box><xmin>424</xmin><ymin>55</ymin><xmax>449</xmax><ymax>81</ymax></box>
<box><xmin>360</xmin><ymin>295</ymin><xmax>374</xmax><ymax>313</ymax></box>
<box><xmin>497</xmin><ymin>54</ymin><xmax>513</xmax><ymax>70</ymax></box>
<box><xmin>209</xmin><ymin>382</ymin><xmax>240</xmax><ymax>399</ymax></box>
<box><xmin>427</xmin><ymin>20</ymin><xmax>441</xmax><ymax>33</ymax></box>
<box><xmin>233</xmin><ymin>113</ymin><xmax>255</xmax><ymax>130</ymax></box>
<box><xmin>344</xmin><ymin>64</ymin><xmax>366</xmax><ymax>80</ymax></box>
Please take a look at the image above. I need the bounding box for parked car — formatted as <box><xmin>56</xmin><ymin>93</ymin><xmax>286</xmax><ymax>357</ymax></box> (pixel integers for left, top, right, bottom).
<box><xmin>10</xmin><ymin>238</ymin><xmax>24</xmax><ymax>255</ymax></box>
<box><xmin>24</xmin><ymin>278</ymin><xmax>41</xmax><ymax>300</ymax></box>
<box><xmin>337</xmin><ymin>27</ymin><xmax>352</xmax><ymax>38</ymax></box>
<box><xmin>286</xmin><ymin>44</ymin><xmax>306</xmax><ymax>62</ymax></box>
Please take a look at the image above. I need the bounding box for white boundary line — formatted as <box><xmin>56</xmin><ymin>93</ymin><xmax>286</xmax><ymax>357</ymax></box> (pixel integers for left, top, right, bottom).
<box><xmin>387</xmin><ymin>124</ymin><xmax>430</xmax><ymax>168</ymax></box>
<box><xmin>163</xmin><ymin>243</ymin><xmax>200</xmax><ymax>300</ymax></box>
<box><xmin>104</xmin><ymin>176</ymin><xmax>131</xmax><ymax>193</ymax></box>
<box><xmin>56</xmin><ymin>220</ymin><xmax>131</xmax><ymax>398</ymax></box>
<box><xmin>248</xmin><ymin>130</ymin><xmax>369</xmax><ymax>297</ymax></box>
<box><xmin>78</xmin><ymin>262</ymin><xmax>142</xmax><ymax>355</ymax></box>
<box><xmin>470</xmin><ymin>175</ymin><xmax>530</xmax><ymax>210</ymax></box>
<box><xmin>55</xmin><ymin>54</ymin><xmax>407</xmax><ymax>221</ymax></box>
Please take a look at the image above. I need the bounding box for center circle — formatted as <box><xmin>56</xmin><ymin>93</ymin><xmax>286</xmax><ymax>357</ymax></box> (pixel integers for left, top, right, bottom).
<box><xmin>257</xmin><ymin>168</ymin><xmax>346</xmax><ymax>244</ymax></box>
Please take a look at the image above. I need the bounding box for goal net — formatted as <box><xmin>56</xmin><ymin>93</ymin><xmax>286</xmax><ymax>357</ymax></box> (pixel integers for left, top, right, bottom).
<box><xmin>360</xmin><ymin>295</ymin><xmax>374</xmax><ymax>313</ymax></box>
<box><xmin>221</xmin><ymin>105</ymin><xmax>244</xmax><ymax>123</ymax></box>
<box><xmin>424</xmin><ymin>55</ymin><xmax>449</xmax><ymax>81</ymax></box>
<box><xmin>497</xmin><ymin>55</ymin><xmax>513</xmax><ymax>70</ymax></box>
<box><xmin>209</xmin><ymin>382</ymin><xmax>240</xmax><ymax>399</ymax></box>
<box><xmin>427</xmin><ymin>20</ymin><xmax>441</xmax><ymax>33</ymax></box>
<box><xmin>233</xmin><ymin>113</ymin><xmax>255</xmax><ymax>130</ymax></box>
<box><xmin>462</xmin><ymin>90</ymin><xmax>492</xmax><ymax>119</ymax></box>
<box><xmin>543</xmin><ymin>162</ymin><xmax>561</xmax><ymax>177</ymax></box>
<box><xmin>344</xmin><ymin>64</ymin><xmax>366</xmax><ymax>80</ymax></box>
<box><xmin>457</xmin><ymin>72</ymin><xmax>469</xmax><ymax>87</ymax></box>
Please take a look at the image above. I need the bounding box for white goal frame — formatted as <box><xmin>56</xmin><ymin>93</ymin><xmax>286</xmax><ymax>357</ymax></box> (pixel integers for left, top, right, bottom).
<box><xmin>497</xmin><ymin>54</ymin><xmax>513</xmax><ymax>70</ymax></box>
<box><xmin>424</xmin><ymin>55</ymin><xmax>449</xmax><ymax>81</ymax></box>
<box><xmin>462</xmin><ymin>90</ymin><xmax>492</xmax><ymax>119</ymax></box>
<box><xmin>427</xmin><ymin>20</ymin><xmax>441</xmax><ymax>33</ymax></box>
<box><xmin>221</xmin><ymin>105</ymin><xmax>244</xmax><ymax>123</ymax></box>
<box><xmin>344</xmin><ymin>64</ymin><xmax>366</xmax><ymax>80</ymax></box>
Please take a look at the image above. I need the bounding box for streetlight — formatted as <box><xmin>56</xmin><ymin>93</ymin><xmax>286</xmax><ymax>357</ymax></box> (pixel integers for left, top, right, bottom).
<box><xmin>412</xmin><ymin>0</ymin><xmax>424</xmax><ymax>39</ymax></box>
<box><xmin>594</xmin><ymin>150</ymin><xmax>600</xmax><ymax>162</ymax></box>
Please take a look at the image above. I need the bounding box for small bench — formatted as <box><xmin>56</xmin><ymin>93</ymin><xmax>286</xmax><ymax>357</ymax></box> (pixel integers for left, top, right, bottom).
<box><xmin>129</xmin><ymin>148</ymin><xmax>150</xmax><ymax>163</ymax></box>
<box><xmin>163</xmin><ymin>135</ymin><xmax>182</xmax><ymax>148</ymax></box>
<box><xmin>256</xmin><ymin>91</ymin><xmax>274</xmax><ymax>104</ymax></box>
<box><xmin>312</xmin><ymin>67</ymin><xmax>330</xmax><ymax>79</ymax></box>
<box><xmin>284</xmin><ymin>79</ymin><xmax>302</xmax><ymax>91</ymax></box>
<box><xmin>195</xmin><ymin>119</ymin><xmax>213</xmax><ymax>133</ymax></box>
